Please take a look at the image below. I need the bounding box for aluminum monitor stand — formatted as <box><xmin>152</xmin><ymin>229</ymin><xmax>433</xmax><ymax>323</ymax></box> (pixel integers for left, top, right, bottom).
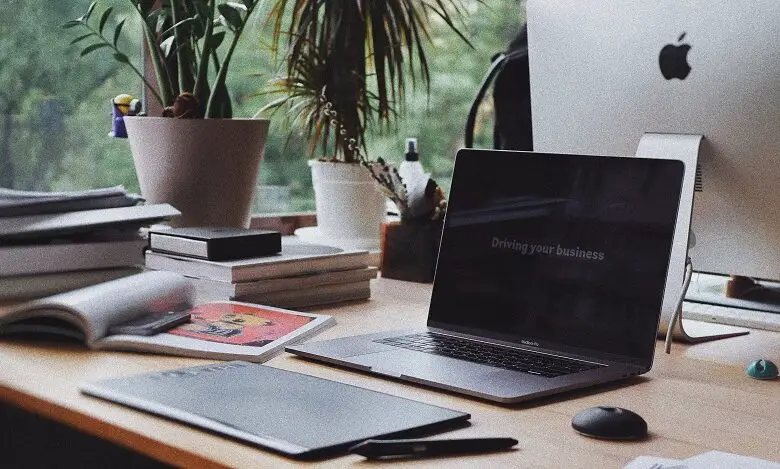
<box><xmin>635</xmin><ymin>133</ymin><xmax>749</xmax><ymax>342</ymax></box>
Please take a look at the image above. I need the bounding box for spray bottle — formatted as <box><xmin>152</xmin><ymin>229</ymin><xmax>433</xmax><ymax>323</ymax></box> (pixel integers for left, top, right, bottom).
<box><xmin>399</xmin><ymin>137</ymin><xmax>425</xmax><ymax>184</ymax></box>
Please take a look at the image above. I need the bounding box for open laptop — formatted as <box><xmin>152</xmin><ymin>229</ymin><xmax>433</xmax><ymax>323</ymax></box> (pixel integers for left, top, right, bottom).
<box><xmin>288</xmin><ymin>149</ymin><xmax>685</xmax><ymax>403</ymax></box>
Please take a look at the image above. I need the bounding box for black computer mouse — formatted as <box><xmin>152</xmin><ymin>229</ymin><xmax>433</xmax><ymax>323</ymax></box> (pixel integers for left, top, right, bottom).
<box><xmin>571</xmin><ymin>406</ymin><xmax>648</xmax><ymax>440</ymax></box>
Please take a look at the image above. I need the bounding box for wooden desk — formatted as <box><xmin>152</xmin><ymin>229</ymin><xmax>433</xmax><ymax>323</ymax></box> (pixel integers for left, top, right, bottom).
<box><xmin>1</xmin><ymin>278</ymin><xmax>778</xmax><ymax>468</ymax></box>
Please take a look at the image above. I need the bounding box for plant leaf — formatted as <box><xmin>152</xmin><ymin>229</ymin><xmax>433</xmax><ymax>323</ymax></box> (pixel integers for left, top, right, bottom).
<box><xmin>80</xmin><ymin>43</ymin><xmax>111</xmax><ymax>57</ymax></box>
<box><xmin>113</xmin><ymin>52</ymin><xmax>130</xmax><ymax>63</ymax></box>
<box><xmin>137</xmin><ymin>0</ymin><xmax>156</xmax><ymax>16</ymax></box>
<box><xmin>160</xmin><ymin>36</ymin><xmax>175</xmax><ymax>58</ymax></box>
<box><xmin>113</xmin><ymin>19</ymin><xmax>126</xmax><ymax>46</ymax></box>
<box><xmin>226</xmin><ymin>2</ymin><xmax>248</xmax><ymax>12</ymax></box>
<box><xmin>154</xmin><ymin>11</ymin><xmax>167</xmax><ymax>35</ymax></box>
<box><xmin>99</xmin><ymin>7</ymin><xmax>113</xmax><ymax>35</ymax></box>
<box><xmin>61</xmin><ymin>20</ymin><xmax>83</xmax><ymax>29</ymax></box>
<box><xmin>205</xmin><ymin>31</ymin><xmax>226</xmax><ymax>50</ymax></box>
<box><xmin>70</xmin><ymin>33</ymin><xmax>94</xmax><ymax>45</ymax></box>
<box><xmin>217</xmin><ymin>4</ymin><xmax>243</xmax><ymax>31</ymax></box>
<box><xmin>160</xmin><ymin>17</ymin><xmax>197</xmax><ymax>37</ymax></box>
<box><xmin>82</xmin><ymin>1</ymin><xmax>98</xmax><ymax>22</ymax></box>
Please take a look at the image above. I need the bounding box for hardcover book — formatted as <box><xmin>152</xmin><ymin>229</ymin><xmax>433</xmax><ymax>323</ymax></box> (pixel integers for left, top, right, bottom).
<box><xmin>0</xmin><ymin>271</ymin><xmax>335</xmax><ymax>362</ymax></box>
<box><xmin>148</xmin><ymin>227</ymin><xmax>282</xmax><ymax>260</ymax></box>
<box><xmin>214</xmin><ymin>280</ymin><xmax>373</xmax><ymax>310</ymax></box>
<box><xmin>0</xmin><ymin>267</ymin><xmax>142</xmax><ymax>301</ymax></box>
<box><xmin>0</xmin><ymin>238</ymin><xmax>147</xmax><ymax>276</ymax></box>
<box><xmin>0</xmin><ymin>186</ymin><xmax>142</xmax><ymax>217</ymax></box>
<box><xmin>0</xmin><ymin>203</ymin><xmax>180</xmax><ymax>241</ymax></box>
<box><xmin>191</xmin><ymin>266</ymin><xmax>378</xmax><ymax>297</ymax></box>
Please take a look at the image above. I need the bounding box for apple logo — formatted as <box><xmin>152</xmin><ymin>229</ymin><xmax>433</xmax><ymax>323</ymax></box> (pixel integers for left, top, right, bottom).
<box><xmin>659</xmin><ymin>33</ymin><xmax>692</xmax><ymax>80</ymax></box>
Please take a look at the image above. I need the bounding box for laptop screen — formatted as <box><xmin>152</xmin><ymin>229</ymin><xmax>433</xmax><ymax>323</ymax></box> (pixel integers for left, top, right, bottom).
<box><xmin>428</xmin><ymin>150</ymin><xmax>684</xmax><ymax>365</ymax></box>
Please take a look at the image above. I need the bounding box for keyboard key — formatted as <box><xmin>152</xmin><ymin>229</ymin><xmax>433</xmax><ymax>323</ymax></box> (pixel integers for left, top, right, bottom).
<box><xmin>375</xmin><ymin>333</ymin><xmax>602</xmax><ymax>378</ymax></box>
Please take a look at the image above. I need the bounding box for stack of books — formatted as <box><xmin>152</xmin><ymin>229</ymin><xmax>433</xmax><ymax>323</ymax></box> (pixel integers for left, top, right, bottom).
<box><xmin>0</xmin><ymin>186</ymin><xmax>180</xmax><ymax>302</ymax></box>
<box><xmin>145</xmin><ymin>232</ymin><xmax>377</xmax><ymax>309</ymax></box>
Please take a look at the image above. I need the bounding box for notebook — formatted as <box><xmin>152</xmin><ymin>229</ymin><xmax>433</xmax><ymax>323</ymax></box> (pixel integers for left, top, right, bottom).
<box><xmin>80</xmin><ymin>361</ymin><xmax>469</xmax><ymax>460</ymax></box>
<box><xmin>287</xmin><ymin>149</ymin><xmax>686</xmax><ymax>403</ymax></box>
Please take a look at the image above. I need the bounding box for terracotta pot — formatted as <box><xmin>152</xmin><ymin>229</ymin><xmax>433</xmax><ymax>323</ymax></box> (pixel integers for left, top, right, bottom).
<box><xmin>125</xmin><ymin>117</ymin><xmax>269</xmax><ymax>228</ymax></box>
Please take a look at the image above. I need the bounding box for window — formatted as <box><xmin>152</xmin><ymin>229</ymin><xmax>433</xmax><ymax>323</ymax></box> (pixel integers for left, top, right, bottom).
<box><xmin>0</xmin><ymin>2</ymin><xmax>142</xmax><ymax>192</ymax></box>
<box><xmin>1</xmin><ymin>1</ymin><xmax>523</xmax><ymax>213</ymax></box>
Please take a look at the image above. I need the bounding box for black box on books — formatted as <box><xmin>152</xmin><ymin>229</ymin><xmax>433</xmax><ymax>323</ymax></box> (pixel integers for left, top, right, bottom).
<box><xmin>148</xmin><ymin>227</ymin><xmax>281</xmax><ymax>261</ymax></box>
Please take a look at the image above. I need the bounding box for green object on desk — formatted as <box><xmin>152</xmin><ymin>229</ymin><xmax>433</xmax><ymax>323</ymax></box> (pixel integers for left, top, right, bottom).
<box><xmin>746</xmin><ymin>359</ymin><xmax>778</xmax><ymax>380</ymax></box>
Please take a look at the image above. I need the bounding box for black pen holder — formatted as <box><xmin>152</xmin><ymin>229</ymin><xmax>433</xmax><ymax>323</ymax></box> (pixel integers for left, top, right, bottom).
<box><xmin>380</xmin><ymin>221</ymin><xmax>443</xmax><ymax>283</ymax></box>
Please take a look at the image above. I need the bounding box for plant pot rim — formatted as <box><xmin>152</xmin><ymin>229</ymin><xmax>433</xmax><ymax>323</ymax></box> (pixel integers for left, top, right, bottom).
<box><xmin>308</xmin><ymin>159</ymin><xmax>363</xmax><ymax>166</ymax></box>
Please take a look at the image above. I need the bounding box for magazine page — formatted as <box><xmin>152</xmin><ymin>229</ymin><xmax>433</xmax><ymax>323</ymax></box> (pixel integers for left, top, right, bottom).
<box><xmin>94</xmin><ymin>301</ymin><xmax>336</xmax><ymax>362</ymax></box>
<box><xmin>0</xmin><ymin>271</ymin><xmax>194</xmax><ymax>344</ymax></box>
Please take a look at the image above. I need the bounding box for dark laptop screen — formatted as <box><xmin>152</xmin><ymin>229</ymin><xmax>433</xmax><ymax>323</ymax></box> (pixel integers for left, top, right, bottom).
<box><xmin>428</xmin><ymin>150</ymin><xmax>684</xmax><ymax>364</ymax></box>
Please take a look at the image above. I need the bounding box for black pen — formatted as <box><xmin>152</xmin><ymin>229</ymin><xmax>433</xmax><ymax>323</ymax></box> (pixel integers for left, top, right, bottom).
<box><xmin>348</xmin><ymin>437</ymin><xmax>518</xmax><ymax>459</ymax></box>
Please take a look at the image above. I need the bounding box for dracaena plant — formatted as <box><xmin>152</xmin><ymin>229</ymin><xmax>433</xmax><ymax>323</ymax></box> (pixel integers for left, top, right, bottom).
<box><xmin>259</xmin><ymin>0</ymin><xmax>473</xmax><ymax>163</ymax></box>
<box><xmin>64</xmin><ymin>0</ymin><xmax>261</xmax><ymax>118</ymax></box>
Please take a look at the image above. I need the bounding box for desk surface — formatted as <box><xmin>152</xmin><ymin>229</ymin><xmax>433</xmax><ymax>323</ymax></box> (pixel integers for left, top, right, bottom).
<box><xmin>1</xmin><ymin>278</ymin><xmax>778</xmax><ymax>468</ymax></box>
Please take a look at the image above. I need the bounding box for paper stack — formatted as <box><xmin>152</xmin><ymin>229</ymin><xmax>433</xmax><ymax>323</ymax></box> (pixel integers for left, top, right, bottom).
<box><xmin>625</xmin><ymin>450</ymin><xmax>780</xmax><ymax>469</ymax></box>
<box><xmin>145</xmin><ymin>236</ymin><xmax>377</xmax><ymax>309</ymax></box>
<box><xmin>0</xmin><ymin>186</ymin><xmax>180</xmax><ymax>302</ymax></box>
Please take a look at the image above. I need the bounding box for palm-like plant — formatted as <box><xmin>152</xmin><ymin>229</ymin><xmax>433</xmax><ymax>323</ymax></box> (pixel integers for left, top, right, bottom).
<box><xmin>260</xmin><ymin>0</ymin><xmax>472</xmax><ymax>163</ymax></box>
<box><xmin>64</xmin><ymin>0</ymin><xmax>262</xmax><ymax>118</ymax></box>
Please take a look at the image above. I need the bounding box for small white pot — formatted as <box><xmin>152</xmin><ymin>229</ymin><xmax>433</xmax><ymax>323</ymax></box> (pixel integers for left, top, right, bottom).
<box><xmin>125</xmin><ymin>117</ymin><xmax>269</xmax><ymax>228</ymax></box>
<box><xmin>309</xmin><ymin>160</ymin><xmax>386</xmax><ymax>242</ymax></box>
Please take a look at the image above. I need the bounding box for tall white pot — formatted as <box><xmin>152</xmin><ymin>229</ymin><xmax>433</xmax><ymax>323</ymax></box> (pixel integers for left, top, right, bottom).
<box><xmin>309</xmin><ymin>161</ymin><xmax>386</xmax><ymax>243</ymax></box>
<box><xmin>125</xmin><ymin>117</ymin><xmax>269</xmax><ymax>228</ymax></box>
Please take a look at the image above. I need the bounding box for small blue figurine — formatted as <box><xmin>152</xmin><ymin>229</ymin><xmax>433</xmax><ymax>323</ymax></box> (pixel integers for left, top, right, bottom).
<box><xmin>110</xmin><ymin>93</ymin><xmax>137</xmax><ymax>138</ymax></box>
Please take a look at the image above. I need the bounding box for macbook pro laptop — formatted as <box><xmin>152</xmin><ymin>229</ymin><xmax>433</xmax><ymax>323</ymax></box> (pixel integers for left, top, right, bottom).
<box><xmin>288</xmin><ymin>149</ymin><xmax>685</xmax><ymax>403</ymax></box>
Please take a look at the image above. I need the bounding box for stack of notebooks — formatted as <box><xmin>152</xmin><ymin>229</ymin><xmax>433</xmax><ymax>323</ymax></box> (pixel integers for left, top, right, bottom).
<box><xmin>0</xmin><ymin>186</ymin><xmax>180</xmax><ymax>302</ymax></box>
<box><xmin>145</xmin><ymin>228</ymin><xmax>378</xmax><ymax>309</ymax></box>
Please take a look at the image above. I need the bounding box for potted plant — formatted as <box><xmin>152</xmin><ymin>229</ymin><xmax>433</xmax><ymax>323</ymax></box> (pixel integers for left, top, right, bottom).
<box><xmin>363</xmin><ymin>158</ymin><xmax>448</xmax><ymax>282</ymax></box>
<box><xmin>259</xmin><ymin>0</ymin><xmax>471</xmax><ymax>248</ymax></box>
<box><xmin>63</xmin><ymin>0</ymin><xmax>270</xmax><ymax>228</ymax></box>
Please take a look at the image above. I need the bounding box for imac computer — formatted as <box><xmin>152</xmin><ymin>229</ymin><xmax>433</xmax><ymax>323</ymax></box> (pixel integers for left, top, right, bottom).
<box><xmin>525</xmin><ymin>0</ymin><xmax>780</xmax><ymax>333</ymax></box>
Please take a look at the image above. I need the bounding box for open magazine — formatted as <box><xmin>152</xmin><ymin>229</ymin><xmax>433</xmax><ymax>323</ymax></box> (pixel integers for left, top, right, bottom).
<box><xmin>0</xmin><ymin>271</ymin><xmax>335</xmax><ymax>362</ymax></box>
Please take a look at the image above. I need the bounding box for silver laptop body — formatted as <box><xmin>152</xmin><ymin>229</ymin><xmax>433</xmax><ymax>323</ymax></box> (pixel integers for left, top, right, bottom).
<box><xmin>288</xmin><ymin>150</ymin><xmax>684</xmax><ymax>403</ymax></box>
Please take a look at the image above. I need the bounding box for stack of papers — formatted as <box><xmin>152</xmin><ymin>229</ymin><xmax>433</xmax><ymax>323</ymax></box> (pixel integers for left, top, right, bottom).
<box><xmin>626</xmin><ymin>450</ymin><xmax>780</xmax><ymax>469</ymax></box>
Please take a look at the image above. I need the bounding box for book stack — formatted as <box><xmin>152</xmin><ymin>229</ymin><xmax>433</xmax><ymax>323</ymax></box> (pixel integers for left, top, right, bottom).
<box><xmin>145</xmin><ymin>231</ymin><xmax>377</xmax><ymax>309</ymax></box>
<box><xmin>0</xmin><ymin>186</ymin><xmax>180</xmax><ymax>302</ymax></box>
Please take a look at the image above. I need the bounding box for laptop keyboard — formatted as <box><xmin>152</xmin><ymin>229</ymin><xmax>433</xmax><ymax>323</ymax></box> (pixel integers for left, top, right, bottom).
<box><xmin>375</xmin><ymin>333</ymin><xmax>602</xmax><ymax>378</ymax></box>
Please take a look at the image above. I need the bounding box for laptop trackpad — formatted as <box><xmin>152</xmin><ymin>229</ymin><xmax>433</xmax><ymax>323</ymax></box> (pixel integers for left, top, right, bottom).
<box><xmin>351</xmin><ymin>349</ymin><xmax>522</xmax><ymax>387</ymax></box>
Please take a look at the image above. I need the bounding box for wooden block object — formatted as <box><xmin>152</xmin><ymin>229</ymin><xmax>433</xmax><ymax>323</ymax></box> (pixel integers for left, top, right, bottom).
<box><xmin>380</xmin><ymin>221</ymin><xmax>442</xmax><ymax>283</ymax></box>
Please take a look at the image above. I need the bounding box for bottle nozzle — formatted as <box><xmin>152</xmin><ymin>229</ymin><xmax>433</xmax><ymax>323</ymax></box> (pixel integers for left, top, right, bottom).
<box><xmin>404</xmin><ymin>137</ymin><xmax>419</xmax><ymax>161</ymax></box>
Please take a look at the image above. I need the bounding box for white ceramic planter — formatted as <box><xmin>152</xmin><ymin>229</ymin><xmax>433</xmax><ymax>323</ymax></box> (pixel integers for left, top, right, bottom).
<box><xmin>309</xmin><ymin>160</ymin><xmax>386</xmax><ymax>243</ymax></box>
<box><xmin>125</xmin><ymin>117</ymin><xmax>269</xmax><ymax>228</ymax></box>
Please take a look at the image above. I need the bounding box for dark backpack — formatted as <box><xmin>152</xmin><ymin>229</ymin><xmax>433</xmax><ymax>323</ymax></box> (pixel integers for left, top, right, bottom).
<box><xmin>464</xmin><ymin>25</ymin><xmax>532</xmax><ymax>151</ymax></box>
